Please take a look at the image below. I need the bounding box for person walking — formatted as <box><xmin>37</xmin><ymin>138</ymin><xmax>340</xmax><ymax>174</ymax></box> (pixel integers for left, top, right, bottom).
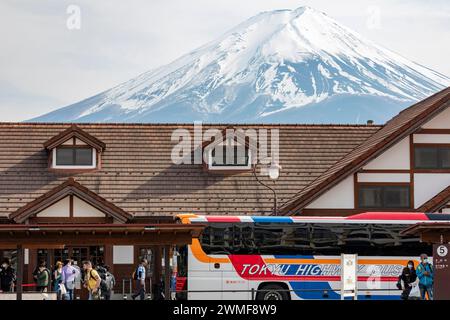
<box><xmin>83</xmin><ymin>260</ymin><xmax>101</xmax><ymax>300</ymax></box>
<box><xmin>61</xmin><ymin>259</ymin><xmax>79</xmax><ymax>300</ymax></box>
<box><xmin>33</xmin><ymin>260</ymin><xmax>51</xmax><ymax>293</ymax></box>
<box><xmin>131</xmin><ymin>258</ymin><xmax>148</xmax><ymax>300</ymax></box>
<box><xmin>416</xmin><ymin>254</ymin><xmax>434</xmax><ymax>300</ymax></box>
<box><xmin>99</xmin><ymin>265</ymin><xmax>115</xmax><ymax>300</ymax></box>
<box><xmin>398</xmin><ymin>260</ymin><xmax>417</xmax><ymax>300</ymax></box>
<box><xmin>71</xmin><ymin>258</ymin><xmax>82</xmax><ymax>296</ymax></box>
<box><xmin>53</xmin><ymin>261</ymin><xmax>63</xmax><ymax>299</ymax></box>
<box><xmin>0</xmin><ymin>258</ymin><xmax>16</xmax><ymax>293</ymax></box>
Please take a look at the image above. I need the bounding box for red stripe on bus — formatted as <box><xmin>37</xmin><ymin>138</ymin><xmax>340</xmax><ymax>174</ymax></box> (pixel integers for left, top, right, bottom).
<box><xmin>206</xmin><ymin>216</ymin><xmax>242</xmax><ymax>222</ymax></box>
<box><xmin>346</xmin><ymin>212</ymin><xmax>429</xmax><ymax>221</ymax></box>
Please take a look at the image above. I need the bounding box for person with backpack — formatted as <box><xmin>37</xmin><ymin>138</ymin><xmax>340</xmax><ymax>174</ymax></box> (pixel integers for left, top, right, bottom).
<box><xmin>98</xmin><ymin>265</ymin><xmax>115</xmax><ymax>300</ymax></box>
<box><xmin>397</xmin><ymin>260</ymin><xmax>417</xmax><ymax>300</ymax></box>
<box><xmin>416</xmin><ymin>254</ymin><xmax>434</xmax><ymax>300</ymax></box>
<box><xmin>61</xmin><ymin>259</ymin><xmax>79</xmax><ymax>300</ymax></box>
<box><xmin>95</xmin><ymin>263</ymin><xmax>108</xmax><ymax>299</ymax></box>
<box><xmin>131</xmin><ymin>258</ymin><xmax>148</xmax><ymax>300</ymax></box>
<box><xmin>83</xmin><ymin>260</ymin><xmax>101</xmax><ymax>300</ymax></box>
<box><xmin>0</xmin><ymin>258</ymin><xmax>16</xmax><ymax>293</ymax></box>
<box><xmin>33</xmin><ymin>260</ymin><xmax>51</xmax><ymax>293</ymax></box>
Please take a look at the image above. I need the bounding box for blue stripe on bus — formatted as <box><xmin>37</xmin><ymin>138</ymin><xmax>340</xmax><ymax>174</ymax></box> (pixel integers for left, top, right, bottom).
<box><xmin>289</xmin><ymin>281</ymin><xmax>340</xmax><ymax>300</ymax></box>
<box><xmin>251</xmin><ymin>217</ymin><xmax>293</xmax><ymax>223</ymax></box>
<box><xmin>289</xmin><ymin>281</ymin><xmax>401</xmax><ymax>300</ymax></box>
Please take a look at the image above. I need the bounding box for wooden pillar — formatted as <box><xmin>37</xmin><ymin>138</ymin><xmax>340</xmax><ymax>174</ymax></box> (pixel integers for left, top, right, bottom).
<box><xmin>164</xmin><ymin>245</ymin><xmax>171</xmax><ymax>300</ymax></box>
<box><xmin>16</xmin><ymin>244</ymin><xmax>24</xmax><ymax>300</ymax></box>
<box><xmin>104</xmin><ymin>244</ymin><xmax>113</xmax><ymax>274</ymax></box>
<box><xmin>28</xmin><ymin>248</ymin><xmax>37</xmax><ymax>292</ymax></box>
<box><xmin>153</xmin><ymin>246</ymin><xmax>162</xmax><ymax>298</ymax></box>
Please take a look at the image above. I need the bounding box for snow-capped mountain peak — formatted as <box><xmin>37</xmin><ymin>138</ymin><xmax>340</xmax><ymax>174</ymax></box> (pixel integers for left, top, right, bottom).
<box><xmin>32</xmin><ymin>6</ymin><xmax>450</xmax><ymax>124</ymax></box>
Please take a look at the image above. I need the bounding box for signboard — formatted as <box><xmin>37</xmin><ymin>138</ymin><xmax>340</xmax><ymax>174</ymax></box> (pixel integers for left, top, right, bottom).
<box><xmin>341</xmin><ymin>254</ymin><xmax>358</xmax><ymax>300</ymax></box>
<box><xmin>433</xmin><ymin>244</ymin><xmax>450</xmax><ymax>300</ymax></box>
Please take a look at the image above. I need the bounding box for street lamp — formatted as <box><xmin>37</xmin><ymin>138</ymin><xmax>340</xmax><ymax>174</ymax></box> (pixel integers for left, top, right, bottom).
<box><xmin>253</xmin><ymin>161</ymin><xmax>281</xmax><ymax>215</ymax></box>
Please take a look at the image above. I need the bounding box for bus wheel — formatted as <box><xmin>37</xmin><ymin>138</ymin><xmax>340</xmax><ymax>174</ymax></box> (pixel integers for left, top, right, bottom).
<box><xmin>256</xmin><ymin>284</ymin><xmax>290</xmax><ymax>301</ymax></box>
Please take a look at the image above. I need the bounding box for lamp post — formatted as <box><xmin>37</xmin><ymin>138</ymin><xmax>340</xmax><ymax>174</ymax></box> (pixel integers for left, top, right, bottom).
<box><xmin>253</xmin><ymin>162</ymin><xmax>281</xmax><ymax>215</ymax></box>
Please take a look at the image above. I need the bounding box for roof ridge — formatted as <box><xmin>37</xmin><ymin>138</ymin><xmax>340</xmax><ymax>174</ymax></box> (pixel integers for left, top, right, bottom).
<box><xmin>0</xmin><ymin>122</ymin><xmax>383</xmax><ymax>127</ymax></box>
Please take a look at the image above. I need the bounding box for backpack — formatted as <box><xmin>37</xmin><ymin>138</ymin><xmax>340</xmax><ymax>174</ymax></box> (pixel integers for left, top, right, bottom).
<box><xmin>91</xmin><ymin>269</ymin><xmax>108</xmax><ymax>292</ymax></box>
<box><xmin>96</xmin><ymin>266</ymin><xmax>107</xmax><ymax>280</ymax></box>
<box><xmin>132</xmin><ymin>267</ymin><xmax>140</xmax><ymax>280</ymax></box>
<box><xmin>104</xmin><ymin>272</ymin><xmax>114</xmax><ymax>291</ymax></box>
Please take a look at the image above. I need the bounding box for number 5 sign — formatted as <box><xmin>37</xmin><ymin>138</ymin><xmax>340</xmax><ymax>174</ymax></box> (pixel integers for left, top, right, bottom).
<box><xmin>433</xmin><ymin>244</ymin><xmax>450</xmax><ymax>300</ymax></box>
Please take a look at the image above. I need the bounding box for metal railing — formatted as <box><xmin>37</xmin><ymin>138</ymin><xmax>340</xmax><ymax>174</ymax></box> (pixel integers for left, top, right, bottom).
<box><xmin>121</xmin><ymin>278</ymin><xmax>154</xmax><ymax>300</ymax></box>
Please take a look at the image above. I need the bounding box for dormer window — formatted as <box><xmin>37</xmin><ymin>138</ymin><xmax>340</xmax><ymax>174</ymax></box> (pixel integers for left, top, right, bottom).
<box><xmin>204</xmin><ymin>129</ymin><xmax>255</xmax><ymax>172</ymax></box>
<box><xmin>53</xmin><ymin>146</ymin><xmax>96</xmax><ymax>168</ymax></box>
<box><xmin>43</xmin><ymin>125</ymin><xmax>105</xmax><ymax>171</ymax></box>
<box><xmin>209</xmin><ymin>142</ymin><xmax>251</xmax><ymax>170</ymax></box>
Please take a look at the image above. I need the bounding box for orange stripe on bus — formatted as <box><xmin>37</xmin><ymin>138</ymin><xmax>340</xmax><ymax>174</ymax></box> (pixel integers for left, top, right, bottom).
<box><xmin>191</xmin><ymin>239</ymin><xmax>230</xmax><ymax>264</ymax></box>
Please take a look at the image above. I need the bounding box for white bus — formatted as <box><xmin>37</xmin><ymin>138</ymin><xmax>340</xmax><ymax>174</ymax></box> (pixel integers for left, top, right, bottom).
<box><xmin>175</xmin><ymin>212</ymin><xmax>444</xmax><ymax>300</ymax></box>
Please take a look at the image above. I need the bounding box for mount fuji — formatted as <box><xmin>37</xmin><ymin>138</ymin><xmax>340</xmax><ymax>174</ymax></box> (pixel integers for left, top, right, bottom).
<box><xmin>31</xmin><ymin>6</ymin><xmax>450</xmax><ymax>124</ymax></box>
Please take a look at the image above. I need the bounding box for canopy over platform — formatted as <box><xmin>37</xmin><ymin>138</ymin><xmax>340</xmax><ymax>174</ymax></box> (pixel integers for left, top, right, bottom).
<box><xmin>0</xmin><ymin>223</ymin><xmax>204</xmax><ymax>300</ymax></box>
<box><xmin>401</xmin><ymin>222</ymin><xmax>450</xmax><ymax>243</ymax></box>
<box><xmin>0</xmin><ymin>223</ymin><xmax>204</xmax><ymax>248</ymax></box>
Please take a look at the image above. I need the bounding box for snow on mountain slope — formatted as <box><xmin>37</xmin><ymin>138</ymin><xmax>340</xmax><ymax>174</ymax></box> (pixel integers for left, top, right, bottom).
<box><xmin>31</xmin><ymin>6</ymin><xmax>450</xmax><ymax>124</ymax></box>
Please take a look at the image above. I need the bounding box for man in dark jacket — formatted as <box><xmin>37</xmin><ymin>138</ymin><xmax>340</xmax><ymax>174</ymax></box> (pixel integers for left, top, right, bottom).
<box><xmin>0</xmin><ymin>258</ymin><xmax>16</xmax><ymax>292</ymax></box>
<box><xmin>398</xmin><ymin>260</ymin><xmax>417</xmax><ymax>300</ymax></box>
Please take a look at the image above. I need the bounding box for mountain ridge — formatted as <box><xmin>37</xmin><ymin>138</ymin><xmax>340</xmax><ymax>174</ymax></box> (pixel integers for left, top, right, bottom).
<box><xmin>31</xmin><ymin>6</ymin><xmax>450</xmax><ymax>124</ymax></box>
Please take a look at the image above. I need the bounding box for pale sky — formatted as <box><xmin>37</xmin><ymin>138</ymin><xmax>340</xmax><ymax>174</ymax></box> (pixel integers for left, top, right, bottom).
<box><xmin>0</xmin><ymin>0</ymin><xmax>449</xmax><ymax>121</ymax></box>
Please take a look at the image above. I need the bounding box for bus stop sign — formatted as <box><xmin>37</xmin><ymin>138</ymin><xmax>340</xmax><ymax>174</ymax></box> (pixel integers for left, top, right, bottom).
<box><xmin>433</xmin><ymin>244</ymin><xmax>450</xmax><ymax>300</ymax></box>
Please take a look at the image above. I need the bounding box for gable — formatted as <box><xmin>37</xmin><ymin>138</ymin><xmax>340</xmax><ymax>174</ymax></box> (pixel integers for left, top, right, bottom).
<box><xmin>43</xmin><ymin>124</ymin><xmax>106</xmax><ymax>151</ymax></box>
<box><xmin>61</xmin><ymin>138</ymin><xmax>88</xmax><ymax>146</ymax></box>
<box><xmin>36</xmin><ymin>195</ymin><xmax>106</xmax><ymax>218</ymax></box>
<box><xmin>9</xmin><ymin>178</ymin><xmax>131</xmax><ymax>223</ymax></box>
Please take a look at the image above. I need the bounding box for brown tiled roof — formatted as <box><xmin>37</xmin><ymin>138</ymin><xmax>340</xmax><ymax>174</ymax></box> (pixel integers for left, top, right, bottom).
<box><xmin>281</xmin><ymin>86</ymin><xmax>450</xmax><ymax>215</ymax></box>
<box><xmin>0</xmin><ymin>123</ymin><xmax>379</xmax><ymax>218</ymax></box>
<box><xmin>418</xmin><ymin>186</ymin><xmax>450</xmax><ymax>213</ymax></box>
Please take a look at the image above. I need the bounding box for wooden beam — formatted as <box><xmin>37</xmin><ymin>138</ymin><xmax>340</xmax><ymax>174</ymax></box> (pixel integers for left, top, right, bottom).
<box><xmin>0</xmin><ymin>233</ymin><xmax>194</xmax><ymax>246</ymax></box>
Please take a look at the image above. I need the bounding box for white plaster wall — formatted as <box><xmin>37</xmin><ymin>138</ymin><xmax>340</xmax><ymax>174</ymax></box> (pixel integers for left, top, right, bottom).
<box><xmin>113</xmin><ymin>246</ymin><xmax>134</xmax><ymax>264</ymax></box>
<box><xmin>363</xmin><ymin>137</ymin><xmax>410</xmax><ymax>170</ymax></box>
<box><xmin>36</xmin><ymin>196</ymin><xmax>70</xmax><ymax>217</ymax></box>
<box><xmin>357</xmin><ymin>173</ymin><xmax>410</xmax><ymax>183</ymax></box>
<box><xmin>306</xmin><ymin>176</ymin><xmax>354</xmax><ymax>209</ymax></box>
<box><xmin>422</xmin><ymin>107</ymin><xmax>450</xmax><ymax>129</ymax></box>
<box><xmin>75</xmin><ymin>138</ymin><xmax>87</xmax><ymax>145</ymax></box>
<box><xmin>73</xmin><ymin>197</ymin><xmax>105</xmax><ymax>217</ymax></box>
<box><xmin>414</xmin><ymin>173</ymin><xmax>450</xmax><ymax>208</ymax></box>
<box><xmin>442</xmin><ymin>208</ymin><xmax>450</xmax><ymax>214</ymax></box>
<box><xmin>414</xmin><ymin>134</ymin><xmax>450</xmax><ymax>143</ymax></box>
<box><xmin>61</xmin><ymin>138</ymin><xmax>87</xmax><ymax>145</ymax></box>
<box><xmin>61</xmin><ymin>139</ymin><xmax>72</xmax><ymax>145</ymax></box>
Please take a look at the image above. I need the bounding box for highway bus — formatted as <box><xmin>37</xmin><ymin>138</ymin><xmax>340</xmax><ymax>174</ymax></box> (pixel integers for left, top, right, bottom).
<box><xmin>175</xmin><ymin>212</ymin><xmax>447</xmax><ymax>300</ymax></box>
